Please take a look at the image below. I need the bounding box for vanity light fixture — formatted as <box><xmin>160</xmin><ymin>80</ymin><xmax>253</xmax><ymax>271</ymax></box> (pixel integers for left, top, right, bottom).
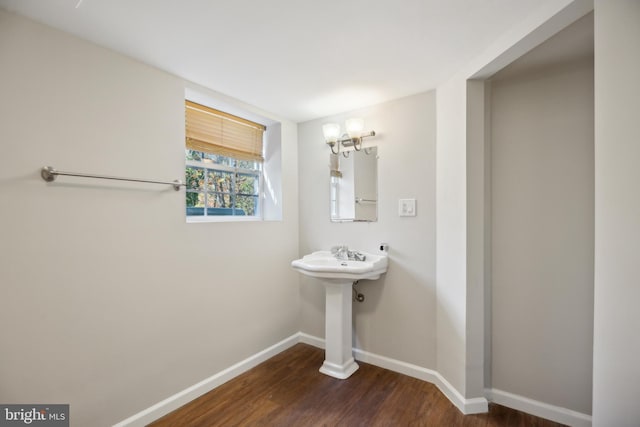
<box><xmin>322</xmin><ymin>118</ymin><xmax>375</xmax><ymax>156</ymax></box>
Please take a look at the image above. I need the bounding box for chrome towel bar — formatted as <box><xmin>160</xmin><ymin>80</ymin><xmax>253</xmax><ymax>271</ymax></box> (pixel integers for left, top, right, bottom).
<box><xmin>41</xmin><ymin>166</ymin><xmax>185</xmax><ymax>191</ymax></box>
<box><xmin>355</xmin><ymin>197</ymin><xmax>377</xmax><ymax>204</ymax></box>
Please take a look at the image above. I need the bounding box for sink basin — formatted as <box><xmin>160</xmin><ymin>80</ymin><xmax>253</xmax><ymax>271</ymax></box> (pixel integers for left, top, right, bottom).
<box><xmin>291</xmin><ymin>250</ymin><xmax>388</xmax><ymax>280</ymax></box>
<box><xmin>292</xmin><ymin>249</ymin><xmax>388</xmax><ymax>379</ymax></box>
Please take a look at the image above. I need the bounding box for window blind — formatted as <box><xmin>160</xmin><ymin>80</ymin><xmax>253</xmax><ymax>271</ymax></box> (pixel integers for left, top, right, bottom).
<box><xmin>185</xmin><ymin>100</ymin><xmax>266</xmax><ymax>162</ymax></box>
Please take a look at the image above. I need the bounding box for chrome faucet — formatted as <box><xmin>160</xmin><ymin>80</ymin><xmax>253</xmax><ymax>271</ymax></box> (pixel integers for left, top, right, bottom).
<box><xmin>332</xmin><ymin>245</ymin><xmax>349</xmax><ymax>260</ymax></box>
<box><xmin>330</xmin><ymin>246</ymin><xmax>366</xmax><ymax>261</ymax></box>
<box><xmin>349</xmin><ymin>251</ymin><xmax>367</xmax><ymax>262</ymax></box>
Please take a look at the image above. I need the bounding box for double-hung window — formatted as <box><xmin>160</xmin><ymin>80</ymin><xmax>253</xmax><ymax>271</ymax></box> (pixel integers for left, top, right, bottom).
<box><xmin>185</xmin><ymin>101</ymin><xmax>265</xmax><ymax>218</ymax></box>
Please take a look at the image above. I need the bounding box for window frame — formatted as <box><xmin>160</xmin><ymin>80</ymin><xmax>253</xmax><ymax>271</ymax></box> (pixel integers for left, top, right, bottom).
<box><xmin>185</xmin><ymin>152</ymin><xmax>264</xmax><ymax>222</ymax></box>
<box><xmin>183</xmin><ymin>90</ymin><xmax>281</xmax><ymax>223</ymax></box>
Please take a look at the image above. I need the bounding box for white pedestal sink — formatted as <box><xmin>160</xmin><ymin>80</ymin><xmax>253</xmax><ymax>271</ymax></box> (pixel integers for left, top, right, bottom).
<box><xmin>291</xmin><ymin>250</ymin><xmax>388</xmax><ymax>379</ymax></box>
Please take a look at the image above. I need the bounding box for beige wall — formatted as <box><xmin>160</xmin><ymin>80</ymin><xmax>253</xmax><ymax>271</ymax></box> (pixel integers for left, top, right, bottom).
<box><xmin>593</xmin><ymin>0</ymin><xmax>640</xmax><ymax>425</ymax></box>
<box><xmin>489</xmin><ymin>32</ymin><xmax>594</xmax><ymax>414</ymax></box>
<box><xmin>297</xmin><ymin>92</ymin><xmax>437</xmax><ymax>369</ymax></box>
<box><xmin>0</xmin><ymin>10</ymin><xmax>300</xmax><ymax>426</ymax></box>
<box><xmin>436</xmin><ymin>77</ymin><xmax>470</xmax><ymax>395</ymax></box>
<box><xmin>435</xmin><ymin>1</ymin><xmax>594</xmax><ymax>412</ymax></box>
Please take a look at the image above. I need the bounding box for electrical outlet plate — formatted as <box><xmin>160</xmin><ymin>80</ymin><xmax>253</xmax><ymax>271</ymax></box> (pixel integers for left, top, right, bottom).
<box><xmin>399</xmin><ymin>199</ymin><xmax>416</xmax><ymax>217</ymax></box>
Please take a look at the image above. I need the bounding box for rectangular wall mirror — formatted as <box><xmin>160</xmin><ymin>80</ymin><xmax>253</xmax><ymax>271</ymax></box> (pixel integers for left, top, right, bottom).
<box><xmin>330</xmin><ymin>147</ymin><xmax>378</xmax><ymax>222</ymax></box>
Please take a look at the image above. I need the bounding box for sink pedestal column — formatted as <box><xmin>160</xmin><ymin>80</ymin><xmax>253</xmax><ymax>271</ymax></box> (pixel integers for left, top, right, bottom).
<box><xmin>319</xmin><ymin>279</ymin><xmax>359</xmax><ymax>379</ymax></box>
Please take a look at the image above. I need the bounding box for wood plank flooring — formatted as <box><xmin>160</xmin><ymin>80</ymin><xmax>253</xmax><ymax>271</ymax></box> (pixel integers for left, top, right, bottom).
<box><xmin>149</xmin><ymin>343</ymin><xmax>566</xmax><ymax>427</ymax></box>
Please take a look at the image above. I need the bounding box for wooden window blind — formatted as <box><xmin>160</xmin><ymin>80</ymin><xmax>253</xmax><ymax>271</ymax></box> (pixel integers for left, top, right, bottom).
<box><xmin>185</xmin><ymin>100</ymin><xmax>266</xmax><ymax>162</ymax></box>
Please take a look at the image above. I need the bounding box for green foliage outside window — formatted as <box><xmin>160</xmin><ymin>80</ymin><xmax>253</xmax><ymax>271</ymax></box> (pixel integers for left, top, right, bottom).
<box><xmin>185</xmin><ymin>150</ymin><xmax>260</xmax><ymax>216</ymax></box>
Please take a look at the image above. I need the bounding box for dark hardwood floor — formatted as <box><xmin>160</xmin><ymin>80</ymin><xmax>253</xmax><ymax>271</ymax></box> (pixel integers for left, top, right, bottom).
<box><xmin>149</xmin><ymin>343</ymin><xmax>565</xmax><ymax>426</ymax></box>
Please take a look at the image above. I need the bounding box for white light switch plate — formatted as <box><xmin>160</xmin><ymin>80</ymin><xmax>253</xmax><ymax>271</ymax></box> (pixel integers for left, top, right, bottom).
<box><xmin>399</xmin><ymin>199</ymin><xmax>416</xmax><ymax>216</ymax></box>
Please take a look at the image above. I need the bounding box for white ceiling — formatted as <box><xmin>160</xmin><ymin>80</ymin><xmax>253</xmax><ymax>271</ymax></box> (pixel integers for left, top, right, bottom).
<box><xmin>0</xmin><ymin>0</ymin><xmax>558</xmax><ymax>122</ymax></box>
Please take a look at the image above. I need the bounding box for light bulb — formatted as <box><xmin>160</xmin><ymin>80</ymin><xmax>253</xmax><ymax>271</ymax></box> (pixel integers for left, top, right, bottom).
<box><xmin>345</xmin><ymin>118</ymin><xmax>364</xmax><ymax>139</ymax></box>
<box><xmin>322</xmin><ymin>123</ymin><xmax>341</xmax><ymax>144</ymax></box>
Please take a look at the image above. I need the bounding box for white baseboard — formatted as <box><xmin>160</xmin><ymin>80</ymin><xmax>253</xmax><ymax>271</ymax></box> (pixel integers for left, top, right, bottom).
<box><xmin>298</xmin><ymin>332</ymin><xmax>324</xmax><ymax>348</ymax></box>
<box><xmin>486</xmin><ymin>388</ymin><xmax>592</xmax><ymax>427</ymax></box>
<box><xmin>112</xmin><ymin>333</ymin><xmax>300</xmax><ymax>427</ymax></box>
<box><xmin>432</xmin><ymin>371</ymin><xmax>489</xmax><ymax>414</ymax></box>
<box><xmin>301</xmin><ymin>333</ymin><xmax>487</xmax><ymax>415</ymax></box>
<box><xmin>113</xmin><ymin>333</ymin><xmax>593</xmax><ymax>427</ymax></box>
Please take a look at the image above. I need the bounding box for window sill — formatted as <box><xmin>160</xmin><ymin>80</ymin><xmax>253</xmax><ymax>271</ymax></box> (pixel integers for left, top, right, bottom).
<box><xmin>186</xmin><ymin>216</ymin><xmax>262</xmax><ymax>224</ymax></box>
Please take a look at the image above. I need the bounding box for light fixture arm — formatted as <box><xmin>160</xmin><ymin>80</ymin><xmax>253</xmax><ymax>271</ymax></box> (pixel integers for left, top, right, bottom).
<box><xmin>338</xmin><ymin>130</ymin><xmax>376</xmax><ymax>147</ymax></box>
<box><xmin>323</xmin><ymin>120</ymin><xmax>376</xmax><ymax>155</ymax></box>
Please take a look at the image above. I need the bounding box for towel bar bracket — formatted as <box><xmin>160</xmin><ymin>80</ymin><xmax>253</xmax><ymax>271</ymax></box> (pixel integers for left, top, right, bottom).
<box><xmin>41</xmin><ymin>166</ymin><xmax>56</xmax><ymax>183</ymax></box>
